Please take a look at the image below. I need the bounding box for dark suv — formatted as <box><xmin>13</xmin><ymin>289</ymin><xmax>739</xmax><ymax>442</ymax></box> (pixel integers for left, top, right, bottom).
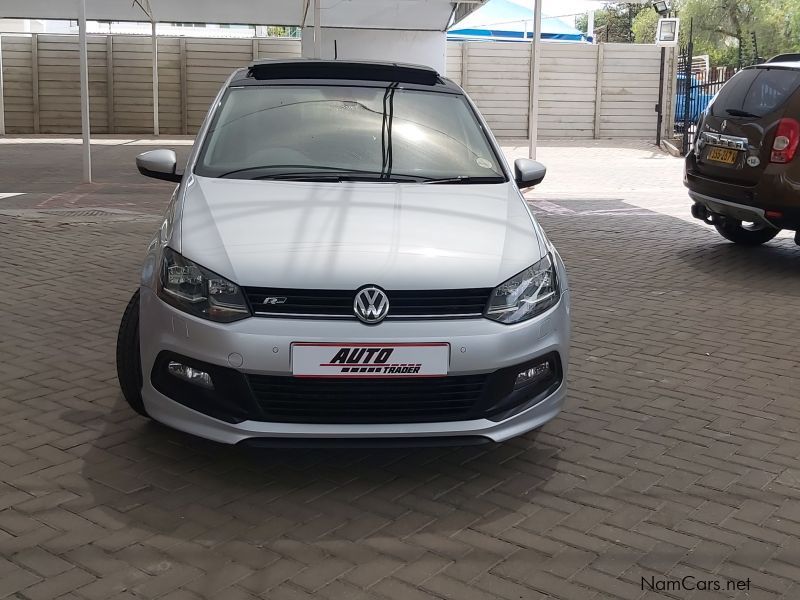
<box><xmin>685</xmin><ymin>60</ymin><xmax>800</xmax><ymax>245</ymax></box>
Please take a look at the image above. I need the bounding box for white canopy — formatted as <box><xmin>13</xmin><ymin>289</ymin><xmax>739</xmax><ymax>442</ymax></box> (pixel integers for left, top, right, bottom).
<box><xmin>1</xmin><ymin>0</ymin><xmax>478</xmax><ymax>31</ymax></box>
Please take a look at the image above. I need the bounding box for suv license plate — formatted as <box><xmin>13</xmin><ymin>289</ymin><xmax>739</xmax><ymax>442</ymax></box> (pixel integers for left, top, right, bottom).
<box><xmin>707</xmin><ymin>147</ymin><xmax>738</xmax><ymax>165</ymax></box>
<box><xmin>292</xmin><ymin>343</ymin><xmax>449</xmax><ymax>378</ymax></box>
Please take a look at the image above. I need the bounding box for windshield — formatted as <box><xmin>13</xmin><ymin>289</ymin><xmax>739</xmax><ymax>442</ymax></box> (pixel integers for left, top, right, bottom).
<box><xmin>709</xmin><ymin>68</ymin><xmax>800</xmax><ymax>118</ymax></box>
<box><xmin>195</xmin><ymin>84</ymin><xmax>506</xmax><ymax>183</ymax></box>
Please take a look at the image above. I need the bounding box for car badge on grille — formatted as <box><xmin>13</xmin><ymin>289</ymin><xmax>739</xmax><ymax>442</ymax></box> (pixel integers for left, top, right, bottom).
<box><xmin>353</xmin><ymin>286</ymin><xmax>390</xmax><ymax>324</ymax></box>
<box><xmin>721</xmin><ymin>119</ymin><xmax>728</xmax><ymax>131</ymax></box>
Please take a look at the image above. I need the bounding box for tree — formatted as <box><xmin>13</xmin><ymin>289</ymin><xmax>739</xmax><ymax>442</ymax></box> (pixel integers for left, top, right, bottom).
<box><xmin>632</xmin><ymin>7</ymin><xmax>659</xmax><ymax>44</ymax></box>
<box><xmin>574</xmin><ymin>1</ymin><xmax>799</xmax><ymax>68</ymax></box>
<box><xmin>677</xmin><ymin>0</ymin><xmax>800</xmax><ymax>67</ymax></box>
<box><xmin>576</xmin><ymin>3</ymin><xmax>648</xmax><ymax>43</ymax></box>
<box><xmin>264</xmin><ymin>25</ymin><xmax>300</xmax><ymax>38</ymax></box>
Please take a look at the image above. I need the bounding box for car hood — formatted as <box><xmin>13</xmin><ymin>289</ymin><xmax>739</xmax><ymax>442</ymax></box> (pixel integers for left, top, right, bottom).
<box><xmin>177</xmin><ymin>175</ymin><xmax>542</xmax><ymax>289</ymax></box>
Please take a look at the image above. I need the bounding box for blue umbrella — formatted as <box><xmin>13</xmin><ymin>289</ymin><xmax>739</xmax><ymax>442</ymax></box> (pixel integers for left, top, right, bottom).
<box><xmin>448</xmin><ymin>0</ymin><xmax>586</xmax><ymax>42</ymax></box>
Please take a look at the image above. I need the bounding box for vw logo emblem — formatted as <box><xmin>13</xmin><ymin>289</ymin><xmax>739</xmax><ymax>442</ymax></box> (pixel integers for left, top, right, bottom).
<box><xmin>353</xmin><ymin>286</ymin><xmax>390</xmax><ymax>324</ymax></box>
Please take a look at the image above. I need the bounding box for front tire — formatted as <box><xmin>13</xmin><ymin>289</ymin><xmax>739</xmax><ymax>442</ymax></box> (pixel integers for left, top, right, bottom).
<box><xmin>714</xmin><ymin>219</ymin><xmax>780</xmax><ymax>246</ymax></box>
<box><xmin>116</xmin><ymin>289</ymin><xmax>149</xmax><ymax>417</ymax></box>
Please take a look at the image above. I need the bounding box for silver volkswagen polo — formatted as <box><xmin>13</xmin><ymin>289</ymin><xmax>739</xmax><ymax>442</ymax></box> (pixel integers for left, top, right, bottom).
<box><xmin>116</xmin><ymin>60</ymin><xmax>570</xmax><ymax>447</ymax></box>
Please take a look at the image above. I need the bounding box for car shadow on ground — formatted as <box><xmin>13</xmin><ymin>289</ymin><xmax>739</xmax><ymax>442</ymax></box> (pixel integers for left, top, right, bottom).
<box><xmin>71</xmin><ymin>398</ymin><xmax>564</xmax><ymax>551</ymax></box>
<box><xmin>674</xmin><ymin>237</ymin><xmax>800</xmax><ymax>290</ymax></box>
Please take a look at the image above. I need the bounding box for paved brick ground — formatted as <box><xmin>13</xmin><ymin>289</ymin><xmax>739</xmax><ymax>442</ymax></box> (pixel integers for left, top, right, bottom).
<box><xmin>1</xmin><ymin>138</ymin><xmax>800</xmax><ymax>600</ymax></box>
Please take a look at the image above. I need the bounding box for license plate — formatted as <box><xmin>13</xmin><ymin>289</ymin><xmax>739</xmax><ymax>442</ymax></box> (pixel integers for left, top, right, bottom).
<box><xmin>291</xmin><ymin>342</ymin><xmax>449</xmax><ymax>378</ymax></box>
<box><xmin>707</xmin><ymin>147</ymin><xmax>738</xmax><ymax>165</ymax></box>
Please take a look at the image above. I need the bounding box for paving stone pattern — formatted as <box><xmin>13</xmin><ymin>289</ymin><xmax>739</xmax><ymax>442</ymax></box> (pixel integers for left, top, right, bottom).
<box><xmin>1</xmin><ymin>140</ymin><xmax>799</xmax><ymax>599</ymax></box>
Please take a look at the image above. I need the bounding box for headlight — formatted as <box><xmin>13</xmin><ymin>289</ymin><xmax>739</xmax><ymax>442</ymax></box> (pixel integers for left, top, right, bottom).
<box><xmin>157</xmin><ymin>247</ymin><xmax>250</xmax><ymax>323</ymax></box>
<box><xmin>485</xmin><ymin>254</ymin><xmax>559</xmax><ymax>324</ymax></box>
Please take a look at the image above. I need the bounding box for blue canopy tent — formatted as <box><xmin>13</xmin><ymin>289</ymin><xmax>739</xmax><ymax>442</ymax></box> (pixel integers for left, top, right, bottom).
<box><xmin>448</xmin><ymin>0</ymin><xmax>586</xmax><ymax>42</ymax></box>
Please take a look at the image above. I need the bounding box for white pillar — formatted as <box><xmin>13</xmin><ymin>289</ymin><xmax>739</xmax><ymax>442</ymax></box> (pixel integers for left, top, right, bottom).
<box><xmin>313</xmin><ymin>0</ymin><xmax>322</xmax><ymax>58</ymax></box>
<box><xmin>0</xmin><ymin>33</ymin><xmax>6</xmax><ymax>135</ymax></box>
<box><xmin>151</xmin><ymin>20</ymin><xmax>159</xmax><ymax>135</ymax></box>
<box><xmin>79</xmin><ymin>0</ymin><xmax>92</xmax><ymax>182</ymax></box>
<box><xmin>587</xmin><ymin>10</ymin><xmax>595</xmax><ymax>42</ymax></box>
<box><xmin>527</xmin><ymin>0</ymin><xmax>543</xmax><ymax>159</ymax></box>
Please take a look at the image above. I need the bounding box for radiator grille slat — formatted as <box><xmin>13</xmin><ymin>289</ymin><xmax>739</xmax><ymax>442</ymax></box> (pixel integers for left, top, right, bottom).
<box><xmin>244</xmin><ymin>287</ymin><xmax>492</xmax><ymax>319</ymax></box>
<box><xmin>247</xmin><ymin>374</ymin><xmax>488</xmax><ymax>423</ymax></box>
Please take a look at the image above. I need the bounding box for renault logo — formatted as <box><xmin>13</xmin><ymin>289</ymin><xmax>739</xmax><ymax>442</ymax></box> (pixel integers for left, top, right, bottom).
<box><xmin>353</xmin><ymin>286</ymin><xmax>390</xmax><ymax>324</ymax></box>
<box><xmin>721</xmin><ymin>119</ymin><xmax>728</xmax><ymax>131</ymax></box>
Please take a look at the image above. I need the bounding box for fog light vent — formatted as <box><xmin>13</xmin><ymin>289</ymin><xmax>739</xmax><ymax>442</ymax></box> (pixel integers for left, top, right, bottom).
<box><xmin>515</xmin><ymin>360</ymin><xmax>553</xmax><ymax>389</ymax></box>
<box><xmin>167</xmin><ymin>361</ymin><xmax>213</xmax><ymax>389</ymax></box>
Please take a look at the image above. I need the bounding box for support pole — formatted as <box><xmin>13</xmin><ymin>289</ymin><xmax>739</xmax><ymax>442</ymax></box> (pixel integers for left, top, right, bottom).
<box><xmin>656</xmin><ymin>46</ymin><xmax>666</xmax><ymax>146</ymax></box>
<box><xmin>0</xmin><ymin>33</ymin><xmax>5</xmax><ymax>135</ymax></box>
<box><xmin>179</xmin><ymin>38</ymin><xmax>188</xmax><ymax>134</ymax></box>
<box><xmin>106</xmin><ymin>35</ymin><xmax>114</xmax><ymax>133</ymax></box>
<box><xmin>151</xmin><ymin>20</ymin><xmax>159</xmax><ymax>135</ymax></box>
<box><xmin>527</xmin><ymin>0</ymin><xmax>542</xmax><ymax>159</ymax></box>
<box><xmin>593</xmin><ymin>43</ymin><xmax>604</xmax><ymax>139</ymax></box>
<box><xmin>32</xmin><ymin>34</ymin><xmax>40</xmax><ymax>133</ymax></box>
<box><xmin>313</xmin><ymin>0</ymin><xmax>322</xmax><ymax>59</ymax></box>
<box><xmin>587</xmin><ymin>10</ymin><xmax>595</xmax><ymax>43</ymax></box>
<box><xmin>79</xmin><ymin>0</ymin><xmax>92</xmax><ymax>183</ymax></box>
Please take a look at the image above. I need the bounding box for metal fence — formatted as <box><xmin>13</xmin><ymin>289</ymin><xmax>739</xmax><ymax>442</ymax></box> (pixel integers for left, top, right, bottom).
<box><xmin>674</xmin><ymin>22</ymin><xmax>762</xmax><ymax>152</ymax></box>
<box><xmin>674</xmin><ymin>69</ymin><xmax>731</xmax><ymax>140</ymax></box>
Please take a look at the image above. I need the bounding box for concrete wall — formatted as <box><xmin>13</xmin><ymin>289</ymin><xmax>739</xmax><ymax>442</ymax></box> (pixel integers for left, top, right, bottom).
<box><xmin>0</xmin><ymin>33</ymin><xmax>301</xmax><ymax>135</ymax></box>
<box><xmin>0</xmin><ymin>33</ymin><xmax>675</xmax><ymax>139</ymax></box>
<box><xmin>450</xmin><ymin>41</ymin><xmax>676</xmax><ymax>139</ymax></box>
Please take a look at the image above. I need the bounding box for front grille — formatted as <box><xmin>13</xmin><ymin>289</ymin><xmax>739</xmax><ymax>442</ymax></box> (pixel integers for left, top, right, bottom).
<box><xmin>247</xmin><ymin>374</ymin><xmax>488</xmax><ymax>423</ymax></box>
<box><xmin>244</xmin><ymin>287</ymin><xmax>492</xmax><ymax>320</ymax></box>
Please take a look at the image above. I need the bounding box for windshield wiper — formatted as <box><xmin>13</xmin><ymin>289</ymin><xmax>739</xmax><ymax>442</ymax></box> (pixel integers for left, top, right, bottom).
<box><xmin>422</xmin><ymin>176</ymin><xmax>505</xmax><ymax>184</ymax></box>
<box><xmin>217</xmin><ymin>165</ymin><xmax>389</xmax><ymax>179</ymax></box>
<box><xmin>725</xmin><ymin>108</ymin><xmax>761</xmax><ymax>118</ymax></box>
<box><xmin>256</xmin><ymin>172</ymin><xmax>424</xmax><ymax>183</ymax></box>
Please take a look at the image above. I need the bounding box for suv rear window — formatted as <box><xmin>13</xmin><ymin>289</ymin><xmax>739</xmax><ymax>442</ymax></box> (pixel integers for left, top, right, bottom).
<box><xmin>710</xmin><ymin>67</ymin><xmax>800</xmax><ymax>118</ymax></box>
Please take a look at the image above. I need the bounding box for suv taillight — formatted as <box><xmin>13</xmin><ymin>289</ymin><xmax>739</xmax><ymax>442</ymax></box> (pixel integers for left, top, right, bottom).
<box><xmin>771</xmin><ymin>118</ymin><xmax>800</xmax><ymax>163</ymax></box>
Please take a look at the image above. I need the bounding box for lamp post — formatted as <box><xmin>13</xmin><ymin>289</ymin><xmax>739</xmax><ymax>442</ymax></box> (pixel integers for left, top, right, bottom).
<box><xmin>652</xmin><ymin>1</ymin><xmax>670</xmax><ymax>16</ymax></box>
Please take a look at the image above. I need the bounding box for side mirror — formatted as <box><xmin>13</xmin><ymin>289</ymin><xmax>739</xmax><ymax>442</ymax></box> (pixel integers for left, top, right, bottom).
<box><xmin>136</xmin><ymin>149</ymin><xmax>182</xmax><ymax>183</ymax></box>
<box><xmin>514</xmin><ymin>158</ymin><xmax>547</xmax><ymax>189</ymax></box>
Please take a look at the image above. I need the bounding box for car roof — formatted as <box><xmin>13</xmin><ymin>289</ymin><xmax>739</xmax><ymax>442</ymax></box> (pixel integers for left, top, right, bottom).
<box><xmin>228</xmin><ymin>59</ymin><xmax>463</xmax><ymax>93</ymax></box>
<box><xmin>752</xmin><ymin>61</ymin><xmax>800</xmax><ymax>71</ymax></box>
<box><xmin>767</xmin><ymin>53</ymin><xmax>800</xmax><ymax>64</ymax></box>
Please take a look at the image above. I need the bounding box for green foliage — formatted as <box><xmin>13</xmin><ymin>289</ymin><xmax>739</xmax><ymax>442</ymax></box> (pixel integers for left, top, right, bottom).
<box><xmin>575</xmin><ymin>1</ymin><xmax>799</xmax><ymax>68</ymax></box>
<box><xmin>576</xmin><ymin>3</ymin><xmax>648</xmax><ymax>43</ymax></box>
<box><xmin>265</xmin><ymin>26</ymin><xmax>300</xmax><ymax>38</ymax></box>
<box><xmin>677</xmin><ymin>0</ymin><xmax>800</xmax><ymax>67</ymax></box>
<box><xmin>632</xmin><ymin>7</ymin><xmax>660</xmax><ymax>44</ymax></box>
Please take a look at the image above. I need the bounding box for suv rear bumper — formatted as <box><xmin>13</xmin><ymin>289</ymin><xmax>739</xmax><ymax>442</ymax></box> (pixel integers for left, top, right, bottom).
<box><xmin>684</xmin><ymin>162</ymin><xmax>756</xmax><ymax>206</ymax></box>
<box><xmin>685</xmin><ymin>155</ymin><xmax>800</xmax><ymax>229</ymax></box>
<box><xmin>688</xmin><ymin>190</ymin><xmax>776</xmax><ymax>228</ymax></box>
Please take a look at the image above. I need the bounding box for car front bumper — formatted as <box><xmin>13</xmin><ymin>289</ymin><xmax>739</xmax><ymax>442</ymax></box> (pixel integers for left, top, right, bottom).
<box><xmin>138</xmin><ymin>285</ymin><xmax>570</xmax><ymax>445</ymax></box>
